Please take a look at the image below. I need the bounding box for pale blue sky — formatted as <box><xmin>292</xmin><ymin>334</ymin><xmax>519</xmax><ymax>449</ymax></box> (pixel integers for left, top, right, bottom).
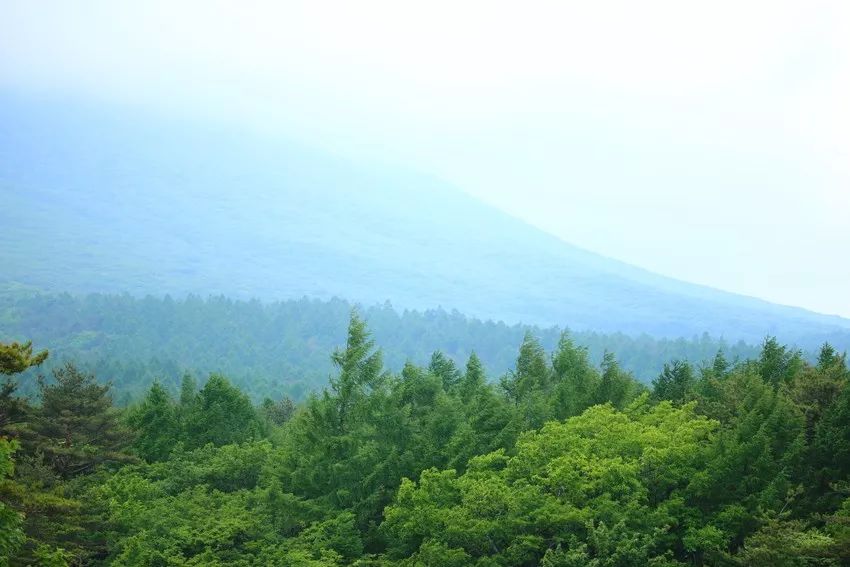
<box><xmin>2</xmin><ymin>1</ymin><xmax>849</xmax><ymax>316</ymax></box>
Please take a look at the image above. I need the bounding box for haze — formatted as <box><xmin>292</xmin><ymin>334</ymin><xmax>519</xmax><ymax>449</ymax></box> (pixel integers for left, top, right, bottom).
<box><xmin>2</xmin><ymin>0</ymin><xmax>848</xmax><ymax>316</ymax></box>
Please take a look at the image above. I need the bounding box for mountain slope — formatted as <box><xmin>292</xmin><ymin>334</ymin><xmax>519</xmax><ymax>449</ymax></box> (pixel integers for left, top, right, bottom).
<box><xmin>2</xmin><ymin>92</ymin><xmax>849</xmax><ymax>346</ymax></box>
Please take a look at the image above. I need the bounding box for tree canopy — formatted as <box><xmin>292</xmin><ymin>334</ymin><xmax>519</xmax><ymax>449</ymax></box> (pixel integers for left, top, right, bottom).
<box><xmin>1</xmin><ymin>316</ymin><xmax>849</xmax><ymax>565</ymax></box>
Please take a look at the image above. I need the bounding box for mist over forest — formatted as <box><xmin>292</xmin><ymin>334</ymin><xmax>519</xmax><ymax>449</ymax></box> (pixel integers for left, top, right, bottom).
<box><xmin>3</xmin><ymin>2</ymin><xmax>850</xmax><ymax>565</ymax></box>
<box><xmin>3</xmin><ymin>97</ymin><xmax>850</xmax><ymax>565</ymax></box>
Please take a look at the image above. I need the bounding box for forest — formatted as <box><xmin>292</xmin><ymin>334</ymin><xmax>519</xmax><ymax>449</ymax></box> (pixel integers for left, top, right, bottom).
<box><xmin>0</xmin><ymin>287</ymin><xmax>763</xmax><ymax>403</ymax></box>
<box><xmin>2</xmin><ymin>312</ymin><xmax>849</xmax><ymax>566</ymax></box>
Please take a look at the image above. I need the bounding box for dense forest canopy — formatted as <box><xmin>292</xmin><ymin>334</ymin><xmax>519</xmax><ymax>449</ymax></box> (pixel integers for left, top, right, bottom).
<box><xmin>2</xmin><ymin>314</ymin><xmax>849</xmax><ymax>565</ymax></box>
<box><xmin>0</xmin><ymin>287</ymin><xmax>768</xmax><ymax>403</ymax></box>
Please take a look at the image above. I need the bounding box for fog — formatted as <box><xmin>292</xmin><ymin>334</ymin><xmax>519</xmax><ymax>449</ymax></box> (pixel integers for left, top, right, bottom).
<box><xmin>2</xmin><ymin>0</ymin><xmax>849</xmax><ymax>315</ymax></box>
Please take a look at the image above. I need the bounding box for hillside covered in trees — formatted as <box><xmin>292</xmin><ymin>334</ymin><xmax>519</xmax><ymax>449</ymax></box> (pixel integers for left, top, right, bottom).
<box><xmin>2</xmin><ymin>314</ymin><xmax>850</xmax><ymax>565</ymax></box>
<box><xmin>0</xmin><ymin>287</ymin><xmax>766</xmax><ymax>403</ymax></box>
<box><xmin>4</xmin><ymin>94</ymin><xmax>850</xmax><ymax>346</ymax></box>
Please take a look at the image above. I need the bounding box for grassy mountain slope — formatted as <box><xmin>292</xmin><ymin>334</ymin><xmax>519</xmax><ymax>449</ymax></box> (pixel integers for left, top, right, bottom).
<box><xmin>2</xmin><ymin>92</ymin><xmax>849</xmax><ymax>346</ymax></box>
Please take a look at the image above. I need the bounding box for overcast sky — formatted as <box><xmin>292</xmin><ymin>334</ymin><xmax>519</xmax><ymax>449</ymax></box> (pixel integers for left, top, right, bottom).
<box><xmin>2</xmin><ymin>1</ymin><xmax>849</xmax><ymax>317</ymax></box>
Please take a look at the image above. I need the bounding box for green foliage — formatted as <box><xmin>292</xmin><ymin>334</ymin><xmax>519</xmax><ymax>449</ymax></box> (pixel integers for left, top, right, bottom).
<box><xmin>382</xmin><ymin>400</ymin><xmax>718</xmax><ymax>565</ymax></box>
<box><xmin>0</xmin><ymin>439</ymin><xmax>24</xmax><ymax>566</ymax></box>
<box><xmin>652</xmin><ymin>359</ymin><xmax>695</xmax><ymax>404</ymax></box>
<box><xmin>455</xmin><ymin>352</ymin><xmax>489</xmax><ymax>412</ymax></box>
<box><xmin>0</xmin><ymin>339</ymin><xmax>46</xmax><ymax>435</ymax></box>
<box><xmin>551</xmin><ymin>332</ymin><xmax>600</xmax><ymax>420</ymax></box>
<box><xmin>737</xmin><ymin>516</ymin><xmax>837</xmax><ymax>566</ymax></box>
<box><xmin>810</xmin><ymin>380</ymin><xmax>850</xmax><ymax>510</ymax></box>
<box><xmin>428</xmin><ymin>351</ymin><xmax>461</xmax><ymax>392</ymax></box>
<box><xmin>1</xmin><ymin>290</ymin><xmax>767</xmax><ymax>403</ymax></box>
<box><xmin>3</xmin><ymin>324</ymin><xmax>850</xmax><ymax>565</ymax></box>
<box><xmin>89</xmin><ymin>440</ymin><xmax>360</xmax><ymax>565</ymax></box>
<box><xmin>0</xmin><ymin>340</ymin><xmax>47</xmax><ymax>376</ymax></box>
<box><xmin>125</xmin><ymin>382</ymin><xmax>179</xmax><ymax>462</ymax></box>
<box><xmin>27</xmin><ymin>362</ymin><xmax>134</xmax><ymax>479</ymax></box>
<box><xmin>261</xmin><ymin>395</ymin><xmax>296</xmax><ymax>427</ymax></box>
<box><xmin>759</xmin><ymin>336</ymin><xmax>805</xmax><ymax>386</ymax></box>
<box><xmin>596</xmin><ymin>351</ymin><xmax>641</xmax><ymax>409</ymax></box>
<box><xmin>184</xmin><ymin>374</ymin><xmax>262</xmax><ymax>449</ymax></box>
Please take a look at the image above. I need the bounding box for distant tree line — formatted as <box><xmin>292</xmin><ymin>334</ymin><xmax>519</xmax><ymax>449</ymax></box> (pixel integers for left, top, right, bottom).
<box><xmin>0</xmin><ymin>290</ymin><xmax>764</xmax><ymax>403</ymax></box>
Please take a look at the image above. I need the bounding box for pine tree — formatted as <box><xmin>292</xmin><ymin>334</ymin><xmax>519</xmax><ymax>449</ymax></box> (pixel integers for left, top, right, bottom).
<box><xmin>817</xmin><ymin>343</ymin><xmax>845</xmax><ymax>372</ymax></box>
<box><xmin>759</xmin><ymin>337</ymin><xmax>803</xmax><ymax>386</ymax></box>
<box><xmin>811</xmin><ymin>383</ymin><xmax>850</xmax><ymax>511</ymax></box>
<box><xmin>179</xmin><ymin>373</ymin><xmax>197</xmax><ymax>408</ymax></box>
<box><xmin>329</xmin><ymin>310</ymin><xmax>383</xmax><ymax>430</ymax></box>
<box><xmin>428</xmin><ymin>351</ymin><xmax>461</xmax><ymax>392</ymax></box>
<box><xmin>711</xmin><ymin>350</ymin><xmax>730</xmax><ymax>379</ymax></box>
<box><xmin>652</xmin><ymin>359</ymin><xmax>695</xmax><ymax>404</ymax></box>
<box><xmin>596</xmin><ymin>351</ymin><xmax>636</xmax><ymax>409</ymax></box>
<box><xmin>458</xmin><ymin>352</ymin><xmax>486</xmax><ymax>402</ymax></box>
<box><xmin>0</xmin><ymin>340</ymin><xmax>47</xmax><ymax>435</ymax></box>
<box><xmin>551</xmin><ymin>332</ymin><xmax>600</xmax><ymax>418</ymax></box>
<box><xmin>0</xmin><ymin>341</ymin><xmax>48</xmax><ymax>376</ymax></box>
<box><xmin>501</xmin><ymin>332</ymin><xmax>548</xmax><ymax>405</ymax></box>
<box><xmin>28</xmin><ymin>362</ymin><xmax>133</xmax><ymax>478</ymax></box>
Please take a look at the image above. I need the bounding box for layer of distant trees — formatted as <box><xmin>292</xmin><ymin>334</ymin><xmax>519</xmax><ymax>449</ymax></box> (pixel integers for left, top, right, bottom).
<box><xmin>2</xmin><ymin>313</ymin><xmax>849</xmax><ymax>565</ymax></box>
<box><xmin>0</xmin><ymin>290</ymin><xmax>763</xmax><ymax>403</ymax></box>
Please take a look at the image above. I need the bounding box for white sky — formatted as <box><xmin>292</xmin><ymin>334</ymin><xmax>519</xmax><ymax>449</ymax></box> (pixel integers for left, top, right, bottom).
<box><xmin>2</xmin><ymin>1</ymin><xmax>849</xmax><ymax>316</ymax></box>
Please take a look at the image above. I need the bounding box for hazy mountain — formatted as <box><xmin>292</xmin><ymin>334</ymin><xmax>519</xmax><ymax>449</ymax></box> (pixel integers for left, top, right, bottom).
<box><xmin>2</xmin><ymin>92</ymin><xmax>849</xmax><ymax>347</ymax></box>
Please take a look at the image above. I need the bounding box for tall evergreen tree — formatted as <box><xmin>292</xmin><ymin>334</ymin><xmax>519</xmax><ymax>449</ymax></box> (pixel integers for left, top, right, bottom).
<box><xmin>179</xmin><ymin>373</ymin><xmax>197</xmax><ymax>408</ymax></box>
<box><xmin>329</xmin><ymin>310</ymin><xmax>383</xmax><ymax>430</ymax></box>
<box><xmin>652</xmin><ymin>359</ymin><xmax>695</xmax><ymax>404</ymax></box>
<box><xmin>710</xmin><ymin>349</ymin><xmax>731</xmax><ymax>379</ymax></box>
<box><xmin>596</xmin><ymin>351</ymin><xmax>637</xmax><ymax>409</ymax></box>
<box><xmin>458</xmin><ymin>352</ymin><xmax>486</xmax><ymax>402</ymax></box>
<box><xmin>29</xmin><ymin>362</ymin><xmax>133</xmax><ymax>479</ymax></box>
<box><xmin>551</xmin><ymin>332</ymin><xmax>600</xmax><ymax>419</ymax></box>
<box><xmin>759</xmin><ymin>336</ymin><xmax>804</xmax><ymax>386</ymax></box>
<box><xmin>501</xmin><ymin>332</ymin><xmax>548</xmax><ymax>405</ymax></box>
<box><xmin>428</xmin><ymin>351</ymin><xmax>461</xmax><ymax>392</ymax></box>
<box><xmin>126</xmin><ymin>382</ymin><xmax>179</xmax><ymax>462</ymax></box>
<box><xmin>816</xmin><ymin>342</ymin><xmax>845</xmax><ymax>372</ymax></box>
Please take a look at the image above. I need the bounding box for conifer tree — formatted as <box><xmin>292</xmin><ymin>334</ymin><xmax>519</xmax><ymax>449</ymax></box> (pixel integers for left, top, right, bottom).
<box><xmin>551</xmin><ymin>332</ymin><xmax>600</xmax><ymax>418</ymax></box>
<box><xmin>816</xmin><ymin>343</ymin><xmax>844</xmax><ymax>372</ymax></box>
<box><xmin>428</xmin><ymin>351</ymin><xmax>461</xmax><ymax>392</ymax></box>
<box><xmin>458</xmin><ymin>352</ymin><xmax>486</xmax><ymax>402</ymax></box>
<box><xmin>759</xmin><ymin>336</ymin><xmax>804</xmax><ymax>386</ymax></box>
<box><xmin>126</xmin><ymin>382</ymin><xmax>179</xmax><ymax>461</ymax></box>
<box><xmin>596</xmin><ymin>351</ymin><xmax>636</xmax><ymax>409</ymax></box>
<box><xmin>0</xmin><ymin>438</ymin><xmax>24</xmax><ymax>564</ymax></box>
<box><xmin>329</xmin><ymin>310</ymin><xmax>383</xmax><ymax>430</ymax></box>
<box><xmin>0</xmin><ymin>341</ymin><xmax>48</xmax><ymax>376</ymax></box>
<box><xmin>29</xmin><ymin>362</ymin><xmax>133</xmax><ymax>479</ymax></box>
<box><xmin>184</xmin><ymin>374</ymin><xmax>260</xmax><ymax>448</ymax></box>
<box><xmin>179</xmin><ymin>373</ymin><xmax>197</xmax><ymax>408</ymax></box>
<box><xmin>0</xmin><ymin>340</ymin><xmax>47</xmax><ymax>435</ymax></box>
<box><xmin>652</xmin><ymin>359</ymin><xmax>695</xmax><ymax>404</ymax></box>
<box><xmin>501</xmin><ymin>332</ymin><xmax>548</xmax><ymax>405</ymax></box>
<box><xmin>711</xmin><ymin>349</ymin><xmax>731</xmax><ymax>379</ymax></box>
